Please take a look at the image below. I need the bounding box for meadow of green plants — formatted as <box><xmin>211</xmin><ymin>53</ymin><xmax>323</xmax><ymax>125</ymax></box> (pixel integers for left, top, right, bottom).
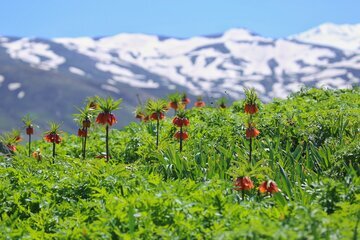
<box><xmin>0</xmin><ymin>88</ymin><xmax>359</xmax><ymax>239</ymax></box>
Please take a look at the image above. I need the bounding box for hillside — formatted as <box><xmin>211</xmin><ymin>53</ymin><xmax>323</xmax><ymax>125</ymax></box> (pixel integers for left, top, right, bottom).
<box><xmin>0</xmin><ymin>88</ymin><xmax>359</xmax><ymax>238</ymax></box>
<box><xmin>0</xmin><ymin>23</ymin><xmax>359</xmax><ymax>132</ymax></box>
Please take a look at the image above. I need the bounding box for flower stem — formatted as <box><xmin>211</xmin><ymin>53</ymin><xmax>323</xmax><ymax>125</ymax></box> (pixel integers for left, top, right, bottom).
<box><xmin>52</xmin><ymin>142</ymin><xmax>56</xmax><ymax>163</ymax></box>
<box><xmin>106</xmin><ymin>125</ymin><xmax>109</xmax><ymax>162</ymax></box>
<box><xmin>242</xmin><ymin>190</ymin><xmax>245</xmax><ymax>201</ymax></box>
<box><xmin>156</xmin><ymin>115</ymin><xmax>159</xmax><ymax>148</ymax></box>
<box><xmin>83</xmin><ymin>127</ymin><xmax>87</xmax><ymax>160</ymax></box>
<box><xmin>180</xmin><ymin>126</ymin><xmax>183</xmax><ymax>152</ymax></box>
<box><xmin>28</xmin><ymin>134</ymin><xmax>31</xmax><ymax>157</ymax></box>
<box><xmin>81</xmin><ymin>136</ymin><xmax>84</xmax><ymax>157</ymax></box>
<box><xmin>249</xmin><ymin>137</ymin><xmax>252</xmax><ymax>163</ymax></box>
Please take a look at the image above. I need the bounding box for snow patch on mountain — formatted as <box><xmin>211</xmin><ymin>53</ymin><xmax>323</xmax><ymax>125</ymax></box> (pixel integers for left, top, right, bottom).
<box><xmin>291</xmin><ymin>23</ymin><xmax>360</xmax><ymax>52</ymax></box>
<box><xmin>2</xmin><ymin>38</ymin><xmax>66</xmax><ymax>70</ymax></box>
<box><xmin>112</xmin><ymin>76</ymin><xmax>159</xmax><ymax>88</ymax></box>
<box><xmin>17</xmin><ymin>91</ymin><xmax>25</xmax><ymax>99</ymax></box>
<box><xmin>8</xmin><ymin>82</ymin><xmax>21</xmax><ymax>91</ymax></box>
<box><xmin>69</xmin><ymin>67</ymin><xmax>85</xmax><ymax>76</ymax></box>
<box><xmin>316</xmin><ymin>78</ymin><xmax>350</xmax><ymax>89</ymax></box>
<box><xmin>101</xmin><ymin>84</ymin><xmax>120</xmax><ymax>93</ymax></box>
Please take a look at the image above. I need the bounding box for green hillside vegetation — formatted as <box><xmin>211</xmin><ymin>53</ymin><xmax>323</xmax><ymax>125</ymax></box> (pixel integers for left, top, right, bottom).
<box><xmin>0</xmin><ymin>87</ymin><xmax>359</xmax><ymax>239</ymax></box>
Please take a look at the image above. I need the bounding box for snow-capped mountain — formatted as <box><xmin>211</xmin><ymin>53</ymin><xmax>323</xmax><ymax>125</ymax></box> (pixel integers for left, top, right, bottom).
<box><xmin>291</xmin><ymin>23</ymin><xmax>360</xmax><ymax>52</ymax></box>
<box><xmin>0</xmin><ymin>23</ymin><xmax>359</xmax><ymax>131</ymax></box>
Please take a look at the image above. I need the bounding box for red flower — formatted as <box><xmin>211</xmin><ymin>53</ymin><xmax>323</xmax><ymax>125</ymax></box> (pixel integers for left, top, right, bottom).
<box><xmin>150</xmin><ymin>112</ymin><xmax>165</xmax><ymax>121</ymax></box>
<box><xmin>169</xmin><ymin>102</ymin><xmax>179</xmax><ymax>110</ymax></box>
<box><xmin>259</xmin><ymin>180</ymin><xmax>279</xmax><ymax>194</ymax></box>
<box><xmin>182</xmin><ymin>96</ymin><xmax>190</xmax><ymax>105</ymax></box>
<box><xmin>82</xmin><ymin>119</ymin><xmax>91</xmax><ymax>128</ymax></box>
<box><xmin>234</xmin><ymin>177</ymin><xmax>254</xmax><ymax>191</ymax></box>
<box><xmin>174</xmin><ymin>131</ymin><xmax>189</xmax><ymax>140</ymax></box>
<box><xmin>77</xmin><ymin>128</ymin><xmax>88</xmax><ymax>137</ymax></box>
<box><xmin>96</xmin><ymin>112</ymin><xmax>117</xmax><ymax>126</ymax></box>
<box><xmin>172</xmin><ymin>117</ymin><xmax>190</xmax><ymax>127</ymax></box>
<box><xmin>26</xmin><ymin>126</ymin><xmax>34</xmax><ymax>135</ymax></box>
<box><xmin>7</xmin><ymin>144</ymin><xmax>16</xmax><ymax>152</ymax></box>
<box><xmin>194</xmin><ymin>101</ymin><xmax>206</xmax><ymax>108</ymax></box>
<box><xmin>44</xmin><ymin>133</ymin><xmax>62</xmax><ymax>144</ymax></box>
<box><xmin>244</xmin><ymin>104</ymin><xmax>258</xmax><ymax>114</ymax></box>
<box><xmin>246</xmin><ymin>127</ymin><xmax>260</xmax><ymax>139</ymax></box>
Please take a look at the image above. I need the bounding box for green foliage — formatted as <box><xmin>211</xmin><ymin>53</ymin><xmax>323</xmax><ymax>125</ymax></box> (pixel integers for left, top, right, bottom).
<box><xmin>0</xmin><ymin>88</ymin><xmax>359</xmax><ymax>238</ymax></box>
<box><xmin>96</xmin><ymin>96</ymin><xmax>122</xmax><ymax>113</ymax></box>
<box><xmin>145</xmin><ymin>99</ymin><xmax>168</xmax><ymax>114</ymax></box>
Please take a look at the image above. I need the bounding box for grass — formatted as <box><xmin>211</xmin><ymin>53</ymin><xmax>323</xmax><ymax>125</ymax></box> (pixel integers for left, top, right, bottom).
<box><xmin>0</xmin><ymin>87</ymin><xmax>359</xmax><ymax>239</ymax></box>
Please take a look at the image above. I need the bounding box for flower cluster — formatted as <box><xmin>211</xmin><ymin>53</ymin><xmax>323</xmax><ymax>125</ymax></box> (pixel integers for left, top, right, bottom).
<box><xmin>168</xmin><ymin>92</ymin><xmax>183</xmax><ymax>111</ymax></box>
<box><xmin>244</xmin><ymin>88</ymin><xmax>260</xmax><ymax>139</ymax></box>
<box><xmin>172</xmin><ymin>111</ymin><xmax>189</xmax><ymax>151</ymax></box>
<box><xmin>181</xmin><ymin>93</ymin><xmax>191</xmax><ymax>108</ymax></box>
<box><xmin>44</xmin><ymin>123</ymin><xmax>62</xmax><ymax>144</ymax></box>
<box><xmin>194</xmin><ymin>96</ymin><xmax>206</xmax><ymax>108</ymax></box>
<box><xmin>0</xmin><ymin>129</ymin><xmax>24</xmax><ymax>153</ymax></box>
<box><xmin>95</xmin><ymin>97</ymin><xmax>122</xmax><ymax>162</ymax></box>
<box><xmin>234</xmin><ymin>177</ymin><xmax>280</xmax><ymax>197</ymax></box>
<box><xmin>244</xmin><ymin>88</ymin><xmax>261</xmax><ymax>163</ymax></box>
<box><xmin>246</xmin><ymin>123</ymin><xmax>260</xmax><ymax>139</ymax></box>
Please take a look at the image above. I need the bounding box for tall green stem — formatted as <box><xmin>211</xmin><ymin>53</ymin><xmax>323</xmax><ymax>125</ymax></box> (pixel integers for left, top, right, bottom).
<box><xmin>180</xmin><ymin>126</ymin><xmax>183</xmax><ymax>152</ymax></box>
<box><xmin>52</xmin><ymin>142</ymin><xmax>56</xmax><ymax>163</ymax></box>
<box><xmin>83</xmin><ymin>127</ymin><xmax>87</xmax><ymax>160</ymax></box>
<box><xmin>156</xmin><ymin>116</ymin><xmax>160</xmax><ymax>148</ymax></box>
<box><xmin>106</xmin><ymin>125</ymin><xmax>109</xmax><ymax>162</ymax></box>
<box><xmin>249</xmin><ymin>138</ymin><xmax>252</xmax><ymax>163</ymax></box>
<box><xmin>28</xmin><ymin>134</ymin><xmax>31</xmax><ymax>157</ymax></box>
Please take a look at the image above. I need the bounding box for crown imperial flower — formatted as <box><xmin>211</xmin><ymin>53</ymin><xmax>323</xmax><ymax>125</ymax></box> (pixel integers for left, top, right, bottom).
<box><xmin>234</xmin><ymin>176</ymin><xmax>254</xmax><ymax>191</ymax></box>
<box><xmin>259</xmin><ymin>180</ymin><xmax>280</xmax><ymax>194</ymax></box>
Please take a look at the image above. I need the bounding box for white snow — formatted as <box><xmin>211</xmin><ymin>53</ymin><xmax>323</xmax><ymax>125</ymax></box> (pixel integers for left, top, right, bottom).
<box><xmin>243</xmin><ymin>81</ymin><xmax>266</xmax><ymax>94</ymax></box>
<box><xmin>285</xmin><ymin>82</ymin><xmax>303</xmax><ymax>92</ymax></box>
<box><xmin>96</xmin><ymin>63</ymin><xmax>135</xmax><ymax>77</ymax></box>
<box><xmin>69</xmin><ymin>67</ymin><xmax>85</xmax><ymax>76</ymax></box>
<box><xmin>270</xmin><ymin>83</ymin><xmax>289</xmax><ymax>99</ymax></box>
<box><xmin>101</xmin><ymin>84</ymin><xmax>120</xmax><ymax>93</ymax></box>
<box><xmin>0</xmin><ymin>75</ymin><xmax>4</xmax><ymax>85</ymax></box>
<box><xmin>107</xmin><ymin>79</ymin><xmax>117</xmax><ymax>85</ymax></box>
<box><xmin>3</xmin><ymin>38</ymin><xmax>65</xmax><ymax>70</ymax></box>
<box><xmin>291</xmin><ymin>23</ymin><xmax>360</xmax><ymax>52</ymax></box>
<box><xmin>113</xmin><ymin>76</ymin><xmax>159</xmax><ymax>88</ymax></box>
<box><xmin>8</xmin><ymin>82</ymin><xmax>21</xmax><ymax>91</ymax></box>
<box><xmin>301</xmin><ymin>68</ymin><xmax>347</xmax><ymax>82</ymax></box>
<box><xmin>17</xmin><ymin>91</ymin><xmax>25</xmax><ymax>99</ymax></box>
<box><xmin>316</xmin><ymin>78</ymin><xmax>347</xmax><ymax>88</ymax></box>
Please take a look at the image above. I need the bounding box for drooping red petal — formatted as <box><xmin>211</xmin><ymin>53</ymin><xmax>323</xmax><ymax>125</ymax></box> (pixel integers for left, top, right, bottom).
<box><xmin>194</xmin><ymin>101</ymin><xmax>205</xmax><ymax>107</ymax></box>
<box><xmin>26</xmin><ymin>127</ymin><xmax>34</xmax><ymax>135</ymax></box>
<box><xmin>96</xmin><ymin>113</ymin><xmax>107</xmax><ymax>125</ymax></box>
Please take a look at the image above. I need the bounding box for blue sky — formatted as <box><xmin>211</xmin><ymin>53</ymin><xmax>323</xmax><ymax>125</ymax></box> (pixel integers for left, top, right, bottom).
<box><xmin>1</xmin><ymin>0</ymin><xmax>359</xmax><ymax>38</ymax></box>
